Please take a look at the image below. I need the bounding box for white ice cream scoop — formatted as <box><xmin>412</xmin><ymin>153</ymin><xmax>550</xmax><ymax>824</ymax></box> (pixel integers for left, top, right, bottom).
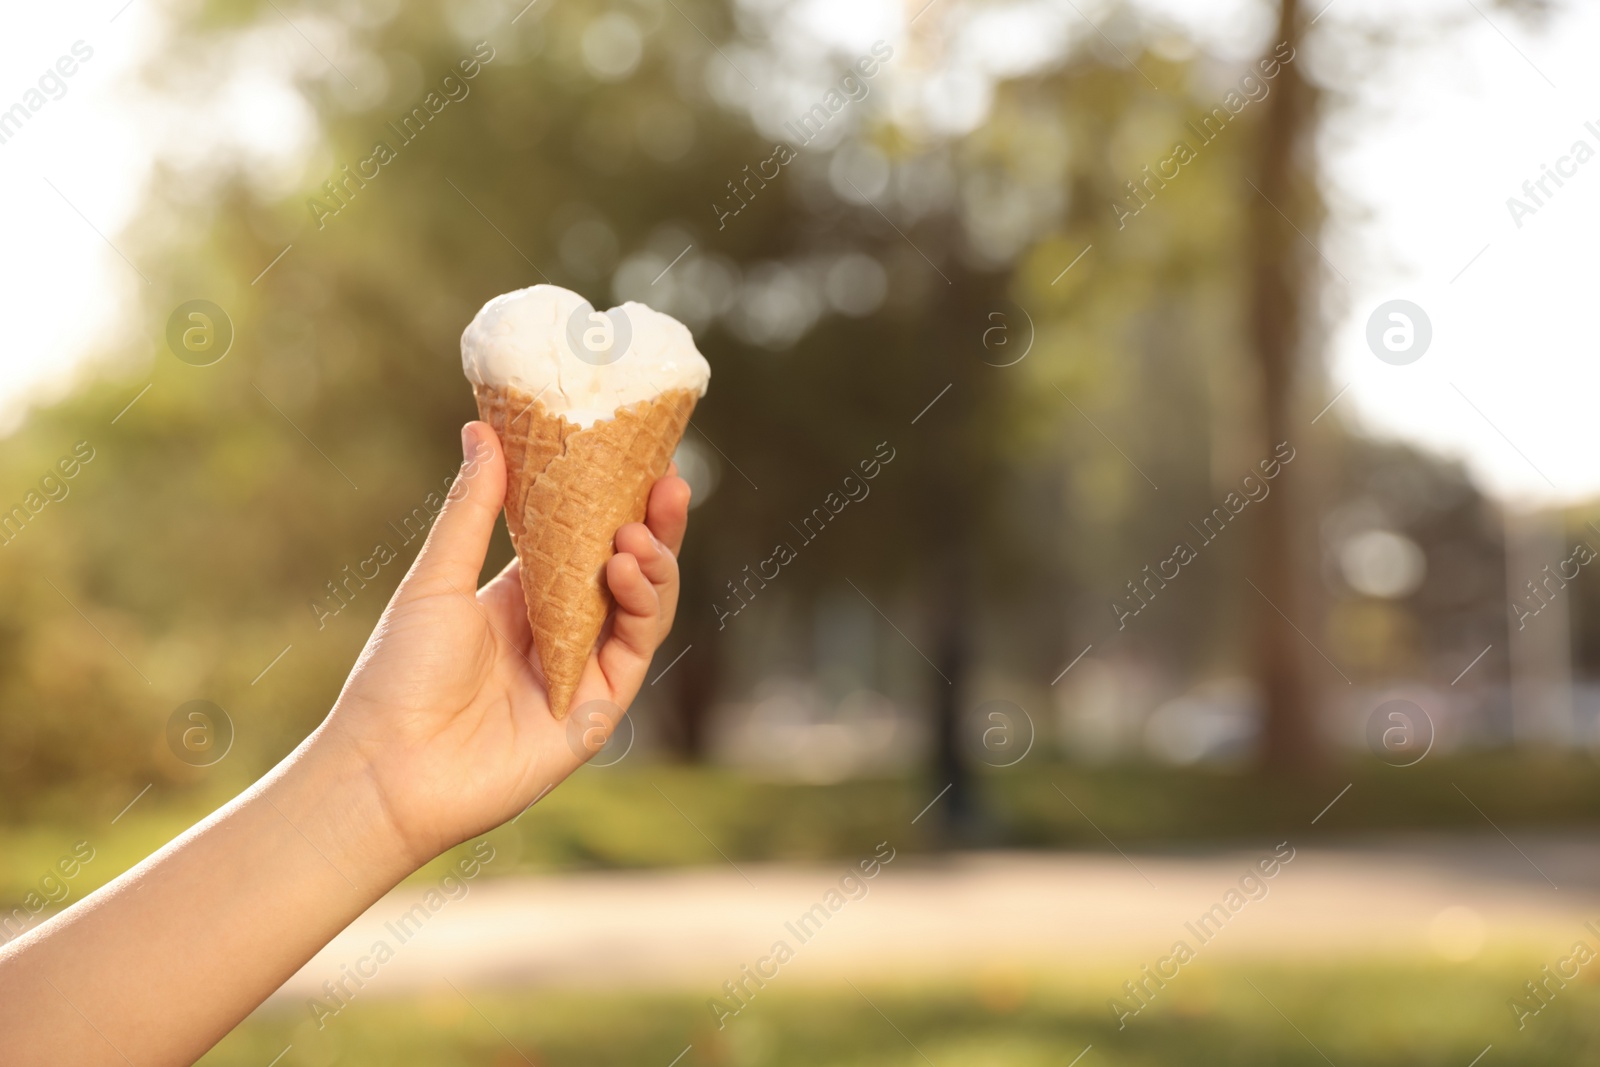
<box><xmin>460</xmin><ymin>284</ymin><xmax>711</xmax><ymax>428</ymax></box>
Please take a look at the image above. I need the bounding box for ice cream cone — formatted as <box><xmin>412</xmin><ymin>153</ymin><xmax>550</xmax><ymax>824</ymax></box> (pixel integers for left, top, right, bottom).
<box><xmin>460</xmin><ymin>284</ymin><xmax>710</xmax><ymax>720</ymax></box>
<box><xmin>473</xmin><ymin>382</ymin><xmax>698</xmax><ymax>717</ymax></box>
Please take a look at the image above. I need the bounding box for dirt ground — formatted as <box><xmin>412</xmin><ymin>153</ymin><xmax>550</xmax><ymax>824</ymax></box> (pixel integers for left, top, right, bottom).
<box><xmin>270</xmin><ymin>832</ymin><xmax>1599</xmax><ymax>1003</ymax></box>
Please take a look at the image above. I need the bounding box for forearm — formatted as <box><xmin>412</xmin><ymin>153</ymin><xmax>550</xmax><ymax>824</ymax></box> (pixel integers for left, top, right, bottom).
<box><xmin>0</xmin><ymin>728</ymin><xmax>416</xmax><ymax>1067</ymax></box>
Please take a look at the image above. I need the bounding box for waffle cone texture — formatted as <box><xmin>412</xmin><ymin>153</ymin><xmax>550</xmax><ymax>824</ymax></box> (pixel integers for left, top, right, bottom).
<box><xmin>473</xmin><ymin>384</ymin><xmax>697</xmax><ymax>718</ymax></box>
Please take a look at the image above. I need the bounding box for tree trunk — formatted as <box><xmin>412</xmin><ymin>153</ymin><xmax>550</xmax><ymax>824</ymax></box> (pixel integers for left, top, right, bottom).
<box><xmin>664</xmin><ymin>550</ymin><xmax>718</xmax><ymax>760</ymax></box>
<box><xmin>1249</xmin><ymin>0</ymin><xmax>1325</xmax><ymax>770</ymax></box>
<box><xmin>930</xmin><ymin>536</ymin><xmax>975</xmax><ymax>839</ymax></box>
<box><xmin>668</xmin><ymin>613</ymin><xmax>717</xmax><ymax>759</ymax></box>
<box><xmin>923</xmin><ymin>257</ymin><xmax>1010</xmax><ymax>842</ymax></box>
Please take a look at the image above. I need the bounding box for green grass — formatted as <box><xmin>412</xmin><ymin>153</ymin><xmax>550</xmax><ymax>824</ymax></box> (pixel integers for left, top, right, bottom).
<box><xmin>9</xmin><ymin>749</ymin><xmax>1600</xmax><ymax>904</ymax></box>
<box><xmin>200</xmin><ymin>959</ymin><xmax>1600</xmax><ymax>1066</ymax></box>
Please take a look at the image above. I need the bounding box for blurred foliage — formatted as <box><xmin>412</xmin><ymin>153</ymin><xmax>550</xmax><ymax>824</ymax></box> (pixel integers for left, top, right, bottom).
<box><xmin>200</xmin><ymin>959</ymin><xmax>1599</xmax><ymax>1065</ymax></box>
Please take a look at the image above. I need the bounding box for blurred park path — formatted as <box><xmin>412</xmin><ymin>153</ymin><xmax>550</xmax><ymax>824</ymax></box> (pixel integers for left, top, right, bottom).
<box><xmin>271</xmin><ymin>834</ymin><xmax>1600</xmax><ymax>1004</ymax></box>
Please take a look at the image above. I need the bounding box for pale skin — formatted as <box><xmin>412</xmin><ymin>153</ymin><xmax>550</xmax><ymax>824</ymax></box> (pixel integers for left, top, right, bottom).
<box><xmin>0</xmin><ymin>420</ymin><xmax>691</xmax><ymax>1066</ymax></box>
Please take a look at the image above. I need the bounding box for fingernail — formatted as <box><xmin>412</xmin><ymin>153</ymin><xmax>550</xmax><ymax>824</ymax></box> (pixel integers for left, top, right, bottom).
<box><xmin>460</xmin><ymin>423</ymin><xmax>477</xmax><ymax>461</ymax></box>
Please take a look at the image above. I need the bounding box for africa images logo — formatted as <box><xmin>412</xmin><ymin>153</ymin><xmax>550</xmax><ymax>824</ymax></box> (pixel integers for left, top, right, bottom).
<box><xmin>0</xmin><ymin>40</ymin><xmax>94</xmax><ymax>148</ymax></box>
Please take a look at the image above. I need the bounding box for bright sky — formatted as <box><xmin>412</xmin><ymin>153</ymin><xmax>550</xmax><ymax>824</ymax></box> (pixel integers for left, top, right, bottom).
<box><xmin>1311</xmin><ymin>0</ymin><xmax>1600</xmax><ymax>511</ymax></box>
<box><xmin>0</xmin><ymin>1</ymin><xmax>156</xmax><ymax>429</ymax></box>
<box><xmin>2</xmin><ymin>0</ymin><xmax>1597</xmax><ymax>507</ymax></box>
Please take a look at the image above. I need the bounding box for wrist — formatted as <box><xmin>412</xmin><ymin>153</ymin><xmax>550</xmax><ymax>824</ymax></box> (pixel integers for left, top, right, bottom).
<box><xmin>260</xmin><ymin>725</ymin><xmax>423</xmax><ymax>895</ymax></box>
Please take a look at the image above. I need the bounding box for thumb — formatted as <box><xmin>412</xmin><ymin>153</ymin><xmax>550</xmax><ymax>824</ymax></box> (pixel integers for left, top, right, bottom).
<box><xmin>404</xmin><ymin>422</ymin><xmax>507</xmax><ymax>596</ymax></box>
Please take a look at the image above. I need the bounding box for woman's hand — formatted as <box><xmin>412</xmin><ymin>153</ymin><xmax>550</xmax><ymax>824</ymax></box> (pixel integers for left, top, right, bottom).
<box><xmin>319</xmin><ymin>420</ymin><xmax>691</xmax><ymax>868</ymax></box>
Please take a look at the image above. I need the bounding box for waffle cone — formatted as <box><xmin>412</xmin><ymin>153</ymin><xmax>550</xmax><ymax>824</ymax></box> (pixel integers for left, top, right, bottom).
<box><xmin>473</xmin><ymin>383</ymin><xmax>698</xmax><ymax>718</ymax></box>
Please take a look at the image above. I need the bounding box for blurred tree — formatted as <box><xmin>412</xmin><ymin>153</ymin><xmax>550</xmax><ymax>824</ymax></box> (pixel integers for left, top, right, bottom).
<box><xmin>1243</xmin><ymin>0</ymin><xmax>1557</xmax><ymax>770</ymax></box>
<box><xmin>1247</xmin><ymin>0</ymin><xmax>1325</xmax><ymax>770</ymax></box>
